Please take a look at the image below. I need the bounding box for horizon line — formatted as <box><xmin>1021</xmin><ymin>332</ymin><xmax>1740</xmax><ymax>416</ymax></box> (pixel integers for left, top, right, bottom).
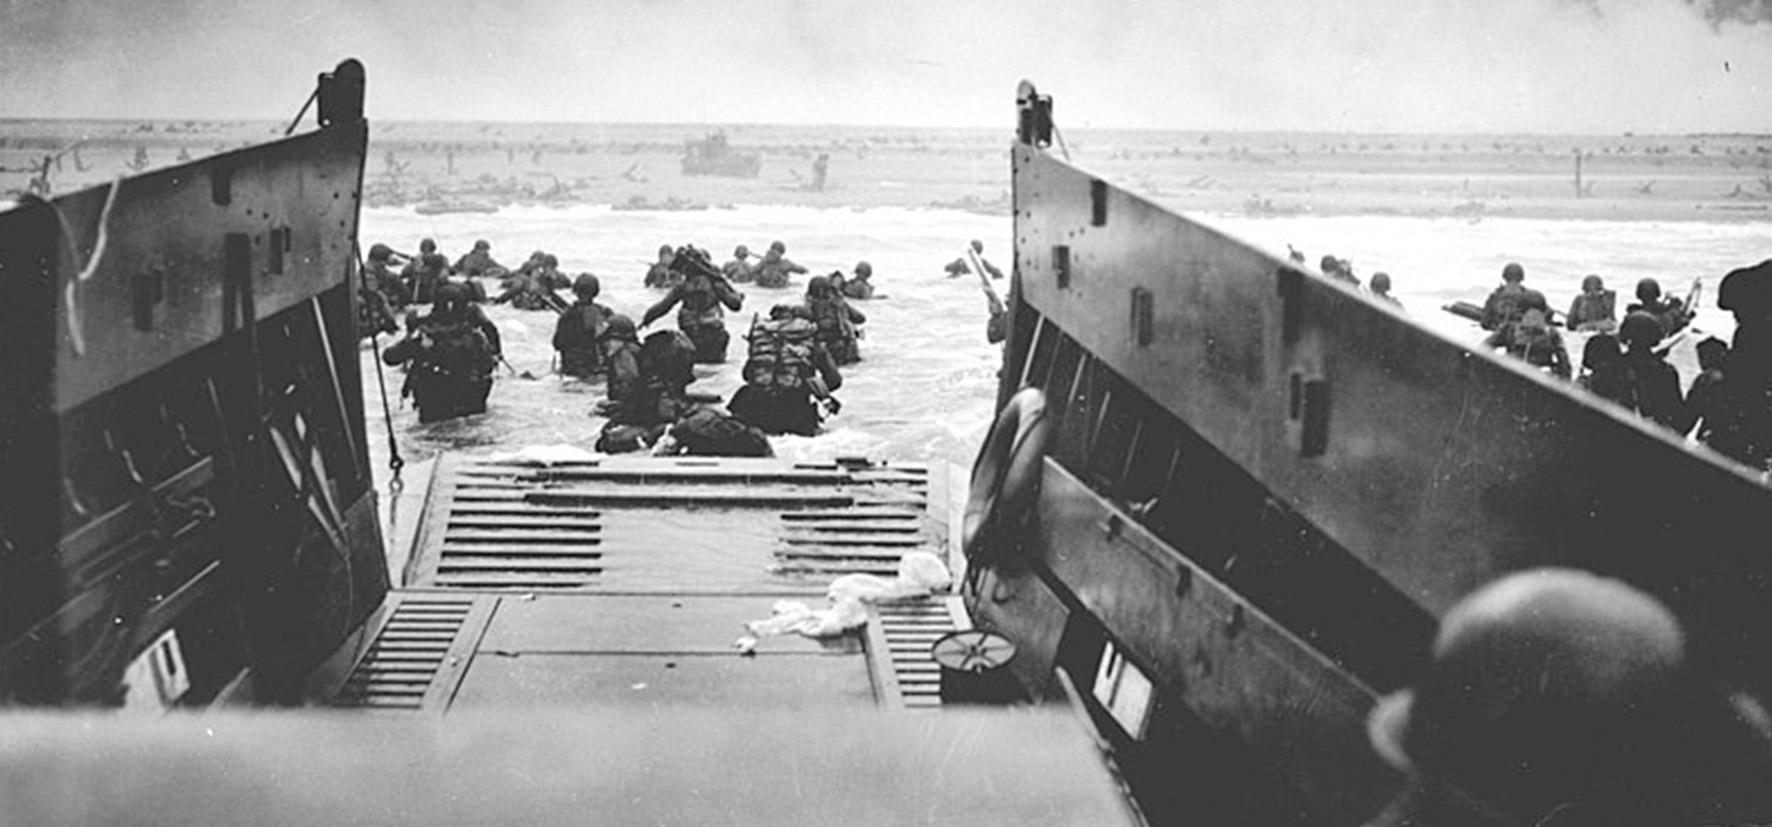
<box><xmin>2</xmin><ymin>116</ymin><xmax>1769</xmax><ymax>141</ymax></box>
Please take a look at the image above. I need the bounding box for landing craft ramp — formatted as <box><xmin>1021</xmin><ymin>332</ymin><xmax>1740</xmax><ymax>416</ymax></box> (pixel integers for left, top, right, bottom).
<box><xmin>320</xmin><ymin>454</ymin><xmax>975</xmax><ymax>713</ymax></box>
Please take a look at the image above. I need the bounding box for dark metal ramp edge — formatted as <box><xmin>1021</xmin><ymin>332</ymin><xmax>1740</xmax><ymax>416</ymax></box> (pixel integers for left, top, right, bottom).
<box><xmin>327</xmin><ymin>592</ymin><xmax>493</xmax><ymax>711</ymax></box>
<box><xmin>865</xmin><ymin>596</ymin><xmax>971</xmax><ymax>711</ymax></box>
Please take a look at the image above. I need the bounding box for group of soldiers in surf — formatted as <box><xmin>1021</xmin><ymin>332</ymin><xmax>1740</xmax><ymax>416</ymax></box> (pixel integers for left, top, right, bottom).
<box><xmin>1476</xmin><ymin>260</ymin><xmax>1772</xmax><ymax>472</ymax></box>
<box><xmin>1286</xmin><ymin>244</ymin><xmax>1772</xmax><ymax>474</ymax></box>
<box><xmin>1290</xmin><ymin>246</ymin><xmax>1405</xmax><ymax>308</ymax></box>
<box><xmin>593</xmin><ymin>239</ymin><xmax>876</xmax><ymax>453</ymax></box>
<box><xmin>360</xmin><ymin>235</ymin><xmax>882</xmax><ymax>457</ymax></box>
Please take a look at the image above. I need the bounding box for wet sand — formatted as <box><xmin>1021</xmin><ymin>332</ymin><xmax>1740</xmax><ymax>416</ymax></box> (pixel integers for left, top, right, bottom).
<box><xmin>5</xmin><ymin>118</ymin><xmax>1771</xmax><ymax>222</ymax></box>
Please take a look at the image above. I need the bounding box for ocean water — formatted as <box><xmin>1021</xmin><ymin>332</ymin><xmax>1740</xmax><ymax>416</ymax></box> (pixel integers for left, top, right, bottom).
<box><xmin>355</xmin><ymin>204</ymin><xmax>1766</xmax><ymax>497</ymax></box>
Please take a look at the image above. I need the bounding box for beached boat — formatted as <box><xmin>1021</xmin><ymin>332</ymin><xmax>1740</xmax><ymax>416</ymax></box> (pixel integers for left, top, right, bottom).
<box><xmin>680</xmin><ymin>130</ymin><xmax>762</xmax><ymax>178</ymax></box>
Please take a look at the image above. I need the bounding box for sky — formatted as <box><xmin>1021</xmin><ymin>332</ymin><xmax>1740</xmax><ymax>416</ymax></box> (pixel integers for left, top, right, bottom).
<box><xmin>2</xmin><ymin>0</ymin><xmax>1770</xmax><ymax>134</ymax></box>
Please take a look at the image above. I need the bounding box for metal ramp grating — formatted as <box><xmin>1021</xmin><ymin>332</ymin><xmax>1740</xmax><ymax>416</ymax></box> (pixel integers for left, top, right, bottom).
<box><xmin>330</xmin><ymin>595</ymin><xmax>479</xmax><ymax>710</ymax></box>
<box><xmin>865</xmin><ymin>597</ymin><xmax>970</xmax><ymax>711</ymax></box>
<box><xmin>420</xmin><ymin>460</ymin><xmax>607</xmax><ymax>591</ymax></box>
<box><xmin>408</xmin><ymin>455</ymin><xmax>946</xmax><ymax>593</ymax></box>
<box><xmin>774</xmin><ymin>506</ymin><xmax>930</xmax><ymax>578</ymax></box>
<box><xmin>772</xmin><ymin>462</ymin><xmax>933</xmax><ymax>579</ymax></box>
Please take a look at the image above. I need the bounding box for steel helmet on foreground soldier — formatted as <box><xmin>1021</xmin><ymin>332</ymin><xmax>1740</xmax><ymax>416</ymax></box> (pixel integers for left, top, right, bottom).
<box><xmin>1364</xmin><ymin>568</ymin><xmax>1771</xmax><ymax>827</ymax></box>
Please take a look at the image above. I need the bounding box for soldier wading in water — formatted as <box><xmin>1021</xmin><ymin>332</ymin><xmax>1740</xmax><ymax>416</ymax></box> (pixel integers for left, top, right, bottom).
<box><xmin>641</xmin><ymin>245</ymin><xmax>744</xmax><ymax>363</ymax></box>
<box><xmin>382</xmin><ymin>283</ymin><xmax>503</xmax><ymax>423</ymax></box>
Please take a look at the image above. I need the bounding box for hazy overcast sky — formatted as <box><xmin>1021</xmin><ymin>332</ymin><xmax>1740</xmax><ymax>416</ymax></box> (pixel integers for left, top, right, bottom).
<box><xmin>3</xmin><ymin>0</ymin><xmax>1769</xmax><ymax>133</ymax></box>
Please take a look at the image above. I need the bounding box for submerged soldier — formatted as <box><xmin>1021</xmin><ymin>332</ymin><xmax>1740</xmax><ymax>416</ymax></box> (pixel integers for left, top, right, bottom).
<box><xmin>358</xmin><ymin>243</ymin><xmax>405</xmax><ymax>337</ymax></box>
<box><xmin>1576</xmin><ymin>333</ymin><xmax>1632</xmax><ymax>407</ymax></box>
<box><xmin>643</xmin><ymin>244</ymin><xmax>680</xmax><ymax>289</ymax></box>
<box><xmin>357</xmin><ymin>275</ymin><xmax>399</xmax><ymax>339</ymax></box>
<box><xmin>1367</xmin><ymin>272</ymin><xmax>1401</xmax><ymax>308</ymax></box>
<box><xmin>510</xmin><ymin>250</ymin><xmax>548</xmax><ymax>280</ymax></box>
<box><xmin>552</xmin><ymin>274</ymin><xmax>612</xmax><ymax>379</ymax></box>
<box><xmin>659</xmin><ymin>408</ymin><xmax>773</xmax><ymax>457</ymax></box>
<box><xmin>805</xmin><ymin>274</ymin><xmax>865</xmax><ymax>366</ymax></box>
<box><xmin>382</xmin><ymin>283</ymin><xmax>502</xmax><ymax>423</ymax></box>
<box><xmin>1320</xmin><ymin>254</ymin><xmax>1359</xmax><ymax>286</ymax></box>
<box><xmin>1504</xmin><ymin>308</ymin><xmax>1571</xmax><ymax>379</ymax></box>
<box><xmin>1364</xmin><ymin>568</ymin><xmax>1772</xmax><ymax>827</ymax></box>
<box><xmin>1481</xmin><ymin>262</ymin><xmax>1549</xmax><ymax>349</ymax></box>
<box><xmin>1565</xmin><ymin>274</ymin><xmax>1617</xmax><ymax>332</ymax></box>
<box><xmin>724</xmin><ymin>244</ymin><xmax>756</xmax><ymax>283</ymax></box>
<box><xmin>970</xmin><ymin>240</ymin><xmax>1004</xmax><ymax>280</ymax></box>
<box><xmin>752</xmin><ymin>240</ymin><xmax>807</xmax><ymax>289</ymax></box>
<box><xmin>492</xmin><ymin>264</ymin><xmax>569</xmax><ymax>312</ymax></box>
<box><xmin>535</xmin><ymin>254</ymin><xmax>571</xmax><ymax>291</ymax></box>
<box><xmin>946</xmin><ymin>239</ymin><xmax>1005</xmax><ymax>280</ymax></box>
<box><xmin>599</xmin><ymin>315</ymin><xmax>642</xmax><ymax>405</ymax></box>
<box><xmin>364</xmin><ymin>243</ymin><xmax>411</xmax><ymax>308</ymax></box>
<box><xmin>729</xmin><ymin>304</ymin><xmax>843</xmax><ymax>437</ymax></box>
<box><xmin>596</xmin><ymin>329</ymin><xmax>699</xmax><ymax>453</ymax></box>
<box><xmin>1685</xmin><ymin>337</ymin><xmax>1730</xmax><ymax>446</ymax></box>
<box><xmin>454</xmin><ymin>239</ymin><xmax>506</xmax><ymax>278</ymax></box>
<box><xmin>840</xmin><ymin>261</ymin><xmax>876</xmax><ymax>300</ymax></box>
<box><xmin>402</xmin><ymin>238</ymin><xmax>449</xmax><ymax>304</ymax></box>
<box><xmin>1617</xmin><ymin>311</ymin><xmax>1687</xmax><ymax>432</ymax></box>
<box><xmin>1625</xmin><ymin>277</ymin><xmax>1693</xmax><ymax>338</ymax></box>
<box><xmin>640</xmin><ymin>245</ymin><xmax>744</xmax><ymax>363</ymax></box>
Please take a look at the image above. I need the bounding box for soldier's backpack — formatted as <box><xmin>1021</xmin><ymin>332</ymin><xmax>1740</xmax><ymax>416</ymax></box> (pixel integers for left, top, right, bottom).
<box><xmin>425</xmin><ymin>318</ymin><xmax>495</xmax><ymax>381</ymax></box>
<box><xmin>742</xmin><ymin>316</ymin><xmax>818</xmax><ymax>392</ymax></box>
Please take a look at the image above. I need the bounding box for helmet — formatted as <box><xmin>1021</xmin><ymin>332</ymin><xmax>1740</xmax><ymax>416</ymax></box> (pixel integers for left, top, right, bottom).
<box><xmin>474</xmin><ymin>239</ymin><xmax>490</xmax><ymax>251</ymax></box>
<box><xmin>1581</xmin><ymin>274</ymin><xmax>1604</xmax><ymax>292</ymax></box>
<box><xmin>603</xmin><ymin>314</ymin><xmax>637</xmax><ymax>342</ymax></box>
<box><xmin>1636</xmin><ymin>278</ymin><xmax>1663</xmax><ymax>303</ymax></box>
<box><xmin>769</xmin><ymin>240</ymin><xmax>786</xmax><ymax>254</ymax></box>
<box><xmin>970</xmin><ymin>239</ymin><xmax>984</xmax><ymax>253</ymax></box>
<box><xmin>734</xmin><ymin>244</ymin><xmax>750</xmax><ymax>258</ymax></box>
<box><xmin>572</xmin><ymin>273</ymin><xmax>601</xmax><ymax>298</ymax></box>
<box><xmin>854</xmin><ymin>261</ymin><xmax>872</xmax><ymax>278</ymax></box>
<box><xmin>1369</xmin><ymin>568</ymin><xmax>1694</xmax><ymax>820</ymax></box>
<box><xmin>1717</xmin><ymin>259</ymin><xmax>1772</xmax><ymax>314</ymax></box>
<box><xmin>806</xmin><ymin>275</ymin><xmax>832</xmax><ymax>297</ymax></box>
<box><xmin>368</xmin><ymin>243</ymin><xmax>394</xmax><ymax>261</ymax></box>
<box><xmin>419</xmin><ymin>238</ymin><xmax>437</xmax><ymax>254</ymax></box>
<box><xmin>1501</xmin><ymin>262</ymin><xmax>1525</xmax><ymax>283</ymax></box>
<box><xmin>1619</xmin><ymin>311</ymin><xmax>1664</xmax><ymax>347</ymax></box>
<box><xmin>1320</xmin><ymin>255</ymin><xmax>1340</xmax><ymax>273</ymax></box>
<box><xmin>1581</xmin><ymin>333</ymin><xmax>1621</xmax><ymax>369</ymax></box>
<box><xmin>543</xmin><ymin>254</ymin><xmax>559</xmax><ymax>267</ymax></box>
<box><xmin>1369</xmin><ymin>272</ymin><xmax>1391</xmax><ymax>292</ymax></box>
<box><xmin>659</xmin><ymin>244</ymin><xmax>674</xmax><ymax>258</ymax></box>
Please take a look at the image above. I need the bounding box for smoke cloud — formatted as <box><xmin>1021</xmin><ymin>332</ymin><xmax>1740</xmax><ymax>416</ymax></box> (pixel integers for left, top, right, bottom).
<box><xmin>2</xmin><ymin>0</ymin><xmax>1768</xmax><ymax>133</ymax></box>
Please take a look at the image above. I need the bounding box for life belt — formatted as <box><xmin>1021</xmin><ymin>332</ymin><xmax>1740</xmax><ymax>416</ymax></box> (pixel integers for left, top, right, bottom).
<box><xmin>963</xmin><ymin>387</ymin><xmax>1053</xmax><ymax>561</ymax></box>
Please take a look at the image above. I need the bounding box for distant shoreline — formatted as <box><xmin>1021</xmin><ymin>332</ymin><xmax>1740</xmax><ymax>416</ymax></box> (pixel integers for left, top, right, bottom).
<box><xmin>5</xmin><ymin>118</ymin><xmax>1769</xmax><ymax>223</ymax></box>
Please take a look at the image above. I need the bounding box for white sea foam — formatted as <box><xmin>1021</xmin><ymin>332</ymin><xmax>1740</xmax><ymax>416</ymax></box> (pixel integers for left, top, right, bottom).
<box><xmin>358</xmin><ymin>204</ymin><xmax>1763</xmax><ymax>484</ymax></box>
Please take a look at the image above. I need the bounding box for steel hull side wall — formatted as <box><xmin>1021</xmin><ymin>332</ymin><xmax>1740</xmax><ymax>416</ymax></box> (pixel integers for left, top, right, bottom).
<box><xmin>39</xmin><ymin>123</ymin><xmax>371</xmax><ymax>412</ymax></box>
<box><xmin>0</xmin><ymin>123</ymin><xmax>386</xmax><ymax>706</ymax></box>
<box><xmin>1007</xmin><ymin>144</ymin><xmax>1772</xmax><ymax>696</ymax></box>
